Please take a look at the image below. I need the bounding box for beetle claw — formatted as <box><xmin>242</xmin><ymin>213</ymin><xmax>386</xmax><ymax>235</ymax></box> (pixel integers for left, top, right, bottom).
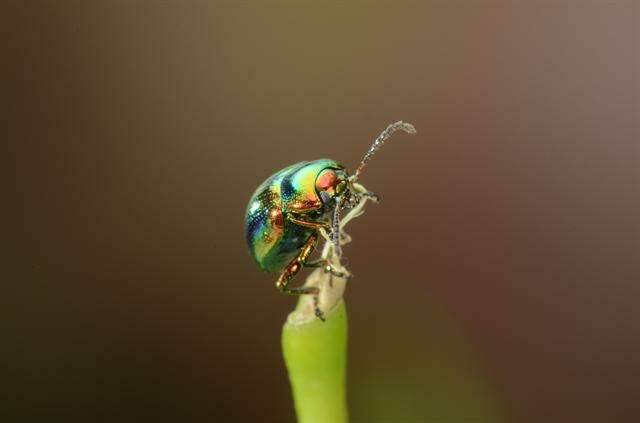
<box><xmin>313</xmin><ymin>295</ymin><xmax>326</xmax><ymax>321</ymax></box>
<box><xmin>322</xmin><ymin>263</ymin><xmax>352</xmax><ymax>281</ymax></box>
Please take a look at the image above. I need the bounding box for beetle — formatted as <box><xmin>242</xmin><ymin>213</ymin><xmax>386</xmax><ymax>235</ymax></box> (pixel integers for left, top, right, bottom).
<box><xmin>244</xmin><ymin>121</ymin><xmax>416</xmax><ymax>300</ymax></box>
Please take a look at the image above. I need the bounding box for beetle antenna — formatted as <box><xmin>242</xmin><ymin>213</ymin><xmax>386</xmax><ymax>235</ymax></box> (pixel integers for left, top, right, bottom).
<box><xmin>331</xmin><ymin>203</ymin><xmax>342</xmax><ymax>256</ymax></box>
<box><xmin>352</xmin><ymin>121</ymin><xmax>417</xmax><ymax>182</ymax></box>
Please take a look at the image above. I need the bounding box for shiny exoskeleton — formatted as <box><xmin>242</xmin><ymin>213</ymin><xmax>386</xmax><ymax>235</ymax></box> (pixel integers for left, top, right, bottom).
<box><xmin>244</xmin><ymin>121</ymin><xmax>416</xmax><ymax>298</ymax></box>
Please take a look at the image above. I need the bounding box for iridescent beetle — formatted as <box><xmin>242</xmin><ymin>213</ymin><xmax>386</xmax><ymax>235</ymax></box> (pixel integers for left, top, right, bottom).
<box><xmin>244</xmin><ymin>121</ymin><xmax>416</xmax><ymax>300</ymax></box>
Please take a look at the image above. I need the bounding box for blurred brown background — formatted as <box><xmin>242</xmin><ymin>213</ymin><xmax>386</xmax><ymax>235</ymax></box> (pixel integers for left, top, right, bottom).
<box><xmin>4</xmin><ymin>1</ymin><xmax>639</xmax><ymax>422</ymax></box>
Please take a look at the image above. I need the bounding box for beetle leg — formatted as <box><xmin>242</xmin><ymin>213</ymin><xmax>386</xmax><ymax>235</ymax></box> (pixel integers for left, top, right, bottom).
<box><xmin>275</xmin><ymin>234</ymin><xmax>319</xmax><ymax>296</ymax></box>
<box><xmin>362</xmin><ymin>190</ymin><xmax>380</xmax><ymax>202</ymax></box>
<box><xmin>287</xmin><ymin>214</ymin><xmax>331</xmax><ymax>230</ymax></box>
<box><xmin>276</xmin><ymin>234</ymin><xmax>326</xmax><ymax>320</ymax></box>
<box><xmin>352</xmin><ymin>182</ymin><xmax>380</xmax><ymax>202</ymax></box>
<box><xmin>305</xmin><ymin>259</ymin><xmax>353</xmax><ymax>280</ymax></box>
<box><xmin>276</xmin><ymin>268</ymin><xmax>319</xmax><ymax>296</ymax></box>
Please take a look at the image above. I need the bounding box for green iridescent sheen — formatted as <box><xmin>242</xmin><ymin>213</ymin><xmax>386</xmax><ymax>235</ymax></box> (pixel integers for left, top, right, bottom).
<box><xmin>244</xmin><ymin>159</ymin><xmax>343</xmax><ymax>273</ymax></box>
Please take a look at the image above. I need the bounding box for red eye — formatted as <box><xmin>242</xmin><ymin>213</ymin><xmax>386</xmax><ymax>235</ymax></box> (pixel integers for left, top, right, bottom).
<box><xmin>315</xmin><ymin>169</ymin><xmax>337</xmax><ymax>192</ymax></box>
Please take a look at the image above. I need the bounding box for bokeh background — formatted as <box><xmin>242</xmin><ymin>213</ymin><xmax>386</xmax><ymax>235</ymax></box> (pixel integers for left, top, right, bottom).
<box><xmin>5</xmin><ymin>2</ymin><xmax>639</xmax><ymax>422</ymax></box>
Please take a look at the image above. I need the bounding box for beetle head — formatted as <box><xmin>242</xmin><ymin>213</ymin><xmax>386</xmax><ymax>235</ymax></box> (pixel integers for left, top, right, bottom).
<box><xmin>315</xmin><ymin>167</ymin><xmax>348</xmax><ymax>206</ymax></box>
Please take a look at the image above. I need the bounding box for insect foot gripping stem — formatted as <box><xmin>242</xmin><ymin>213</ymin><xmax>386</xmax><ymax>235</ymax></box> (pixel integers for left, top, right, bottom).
<box><xmin>286</xmin><ymin>195</ymin><xmax>373</xmax><ymax>323</ymax></box>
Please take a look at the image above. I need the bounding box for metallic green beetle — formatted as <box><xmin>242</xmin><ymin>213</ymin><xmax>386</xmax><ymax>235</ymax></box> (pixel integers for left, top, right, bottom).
<box><xmin>244</xmin><ymin>121</ymin><xmax>416</xmax><ymax>298</ymax></box>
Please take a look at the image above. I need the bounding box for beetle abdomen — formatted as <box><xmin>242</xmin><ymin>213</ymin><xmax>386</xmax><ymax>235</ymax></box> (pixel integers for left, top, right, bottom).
<box><xmin>245</xmin><ymin>162</ymin><xmax>308</xmax><ymax>272</ymax></box>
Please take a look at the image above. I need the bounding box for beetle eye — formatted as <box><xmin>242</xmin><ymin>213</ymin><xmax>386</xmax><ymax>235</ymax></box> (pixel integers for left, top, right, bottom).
<box><xmin>315</xmin><ymin>169</ymin><xmax>338</xmax><ymax>193</ymax></box>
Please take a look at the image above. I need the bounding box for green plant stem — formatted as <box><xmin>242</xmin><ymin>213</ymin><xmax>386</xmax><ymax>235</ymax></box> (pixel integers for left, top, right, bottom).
<box><xmin>282</xmin><ymin>300</ymin><xmax>348</xmax><ymax>423</ymax></box>
<box><xmin>280</xmin><ymin>194</ymin><xmax>372</xmax><ymax>423</ymax></box>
